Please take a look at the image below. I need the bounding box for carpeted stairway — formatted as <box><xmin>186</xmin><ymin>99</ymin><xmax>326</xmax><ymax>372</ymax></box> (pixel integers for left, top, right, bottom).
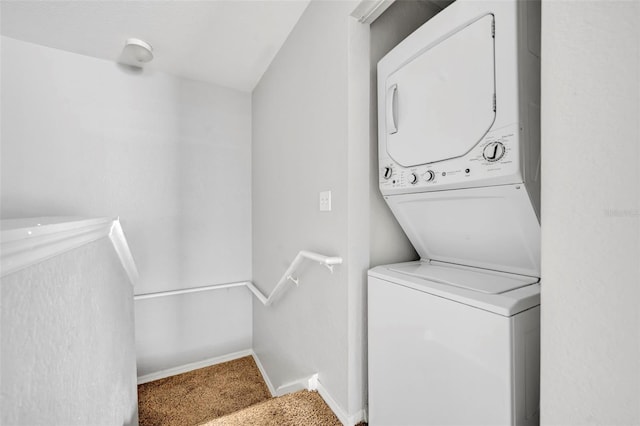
<box><xmin>200</xmin><ymin>390</ymin><xmax>342</xmax><ymax>426</ymax></box>
<box><xmin>138</xmin><ymin>356</ymin><xmax>353</xmax><ymax>426</ymax></box>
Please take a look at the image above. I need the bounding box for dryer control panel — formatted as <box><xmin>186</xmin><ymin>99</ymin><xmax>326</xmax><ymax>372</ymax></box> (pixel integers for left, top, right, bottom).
<box><xmin>379</xmin><ymin>123</ymin><xmax>523</xmax><ymax>196</ymax></box>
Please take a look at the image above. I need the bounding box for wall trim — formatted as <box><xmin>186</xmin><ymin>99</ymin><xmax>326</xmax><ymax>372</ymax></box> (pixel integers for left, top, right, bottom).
<box><xmin>316</xmin><ymin>379</ymin><xmax>365</xmax><ymax>426</ymax></box>
<box><xmin>137</xmin><ymin>349</ymin><xmax>254</xmax><ymax>385</ymax></box>
<box><xmin>109</xmin><ymin>218</ymin><xmax>139</xmax><ymax>286</ymax></box>
<box><xmin>251</xmin><ymin>351</ymin><xmax>277</xmax><ymax>397</ymax></box>
<box><xmin>251</xmin><ymin>351</ymin><xmax>324</xmax><ymax>398</ymax></box>
<box><xmin>0</xmin><ymin>217</ymin><xmax>137</xmax><ymax>285</ymax></box>
<box><xmin>1</xmin><ymin>216</ymin><xmax>138</xmax><ymax>286</ymax></box>
<box><xmin>252</xmin><ymin>350</ymin><xmax>361</xmax><ymax>425</ymax></box>
<box><xmin>351</xmin><ymin>0</ymin><xmax>395</xmax><ymax>24</ymax></box>
<box><xmin>274</xmin><ymin>375</ymin><xmax>313</xmax><ymax>396</ymax></box>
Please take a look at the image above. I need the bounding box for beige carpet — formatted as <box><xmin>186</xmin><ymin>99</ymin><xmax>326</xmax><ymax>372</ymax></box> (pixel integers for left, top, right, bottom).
<box><xmin>138</xmin><ymin>355</ymin><xmax>359</xmax><ymax>426</ymax></box>
<box><xmin>200</xmin><ymin>390</ymin><xmax>341</xmax><ymax>426</ymax></box>
<box><xmin>138</xmin><ymin>356</ymin><xmax>271</xmax><ymax>426</ymax></box>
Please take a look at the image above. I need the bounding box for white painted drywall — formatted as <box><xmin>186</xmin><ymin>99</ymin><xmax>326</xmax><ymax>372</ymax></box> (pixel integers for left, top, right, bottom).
<box><xmin>252</xmin><ymin>0</ymin><xmax>357</xmax><ymax>419</ymax></box>
<box><xmin>1</xmin><ymin>238</ymin><xmax>138</xmax><ymax>425</ymax></box>
<box><xmin>0</xmin><ymin>37</ymin><xmax>253</xmax><ymax>375</ymax></box>
<box><xmin>540</xmin><ymin>2</ymin><xmax>640</xmax><ymax>424</ymax></box>
<box><xmin>135</xmin><ymin>288</ymin><xmax>252</xmax><ymax>377</ymax></box>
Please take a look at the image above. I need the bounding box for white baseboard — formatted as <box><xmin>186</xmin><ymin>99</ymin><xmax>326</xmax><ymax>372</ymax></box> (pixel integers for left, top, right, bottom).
<box><xmin>274</xmin><ymin>372</ymin><xmax>318</xmax><ymax>396</ymax></box>
<box><xmin>250</xmin><ymin>350</ymin><xmax>276</xmax><ymax>397</ymax></box>
<box><xmin>350</xmin><ymin>408</ymin><xmax>367</xmax><ymax>425</ymax></box>
<box><xmin>316</xmin><ymin>379</ymin><xmax>366</xmax><ymax>426</ymax></box>
<box><xmin>251</xmin><ymin>351</ymin><xmax>364</xmax><ymax>426</ymax></box>
<box><xmin>137</xmin><ymin>349</ymin><xmax>253</xmax><ymax>385</ymax></box>
<box><xmin>274</xmin><ymin>377</ymin><xmax>309</xmax><ymax>396</ymax></box>
<box><xmin>250</xmin><ymin>351</ymin><xmax>319</xmax><ymax>398</ymax></box>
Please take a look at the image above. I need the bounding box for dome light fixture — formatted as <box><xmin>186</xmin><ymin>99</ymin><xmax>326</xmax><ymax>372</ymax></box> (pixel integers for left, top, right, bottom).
<box><xmin>119</xmin><ymin>38</ymin><xmax>154</xmax><ymax>68</ymax></box>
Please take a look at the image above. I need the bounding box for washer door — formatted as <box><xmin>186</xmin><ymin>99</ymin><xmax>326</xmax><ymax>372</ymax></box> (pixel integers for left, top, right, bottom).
<box><xmin>384</xmin><ymin>14</ymin><xmax>496</xmax><ymax>167</ymax></box>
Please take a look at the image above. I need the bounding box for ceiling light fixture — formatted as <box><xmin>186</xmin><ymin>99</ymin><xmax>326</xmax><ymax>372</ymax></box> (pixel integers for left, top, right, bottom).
<box><xmin>120</xmin><ymin>38</ymin><xmax>154</xmax><ymax>67</ymax></box>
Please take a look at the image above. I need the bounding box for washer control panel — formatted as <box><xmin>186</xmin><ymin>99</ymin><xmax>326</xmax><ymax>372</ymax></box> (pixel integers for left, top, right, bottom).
<box><xmin>379</xmin><ymin>124</ymin><xmax>522</xmax><ymax>195</ymax></box>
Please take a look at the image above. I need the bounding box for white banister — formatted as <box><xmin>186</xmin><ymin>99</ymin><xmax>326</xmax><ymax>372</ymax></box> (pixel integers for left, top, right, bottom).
<box><xmin>133</xmin><ymin>251</ymin><xmax>343</xmax><ymax>306</ymax></box>
<box><xmin>259</xmin><ymin>250</ymin><xmax>342</xmax><ymax>306</ymax></box>
<box><xmin>134</xmin><ymin>281</ymin><xmax>252</xmax><ymax>301</ymax></box>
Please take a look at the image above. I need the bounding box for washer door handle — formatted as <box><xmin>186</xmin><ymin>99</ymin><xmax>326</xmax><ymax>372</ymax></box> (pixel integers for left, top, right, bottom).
<box><xmin>387</xmin><ymin>84</ymin><xmax>398</xmax><ymax>134</ymax></box>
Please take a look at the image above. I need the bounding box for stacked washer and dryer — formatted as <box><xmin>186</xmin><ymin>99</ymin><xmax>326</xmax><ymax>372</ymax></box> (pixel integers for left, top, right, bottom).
<box><xmin>368</xmin><ymin>0</ymin><xmax>541</xmax><ymax>425</ymax></box>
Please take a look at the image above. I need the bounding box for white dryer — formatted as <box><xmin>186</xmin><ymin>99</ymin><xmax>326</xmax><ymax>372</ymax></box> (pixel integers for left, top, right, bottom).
<box><xmin>368</xmin><ymin>0</ymin><xmax>541</xmax><ymax>425</ymax></box>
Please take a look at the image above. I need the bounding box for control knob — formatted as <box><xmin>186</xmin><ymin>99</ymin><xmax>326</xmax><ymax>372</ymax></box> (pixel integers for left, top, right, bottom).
<box><xmin>382</xmin><ymin>166</ymin><xmax>393</xmax><ymax>180</ymax></box>
<box><xmin>483</xmin><ymin>142</ymin><xmax>506</xmax><ymax>162</ymax></box>
<box><xmin>409</xmin><ymin>173</ymin><xmax>418</xmax><ymax>185</ymax></box>
<box><xmin>424</xmin><ymin>170</ymin><xmax>435</xmax><ymax>182</ymax></box>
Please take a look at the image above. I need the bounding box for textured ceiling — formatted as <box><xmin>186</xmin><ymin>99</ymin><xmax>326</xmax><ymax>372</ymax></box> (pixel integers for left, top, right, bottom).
<box><xmin>0</xmin><ymin>0</ymin><xmax>311</xmax><ymax>92</ymax></box>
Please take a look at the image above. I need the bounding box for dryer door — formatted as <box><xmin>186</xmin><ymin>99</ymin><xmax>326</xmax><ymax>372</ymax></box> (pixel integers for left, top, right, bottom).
<box><xmin>384</xmin><ymin>14</ymin><xmax>496</xmax><ymax>167</ymax></box>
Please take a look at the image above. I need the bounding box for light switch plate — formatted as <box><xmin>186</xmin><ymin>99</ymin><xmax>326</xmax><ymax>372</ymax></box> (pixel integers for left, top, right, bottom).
<box><xmin>319</xmin><ymin>191</ymin><xmax>331</xmax><ymax>211</ymax></box>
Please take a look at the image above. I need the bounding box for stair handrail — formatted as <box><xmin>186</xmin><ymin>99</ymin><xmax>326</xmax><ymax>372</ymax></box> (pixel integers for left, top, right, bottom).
<box><xmin>134</xmin><ymin>250</ymin><xmax>343</xmax><ymax>306</ymax></box>
<box><xmin>252</xmin><ymin>250</ymin><xmax>343</xmax><ymax>306</ymax></box>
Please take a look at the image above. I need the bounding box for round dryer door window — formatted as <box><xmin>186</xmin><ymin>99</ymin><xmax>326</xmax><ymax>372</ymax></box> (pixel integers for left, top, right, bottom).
<box><xmin>384</xmin><ymin>14</ymin><xmax>496</xmax><ymax>167</ymax></box>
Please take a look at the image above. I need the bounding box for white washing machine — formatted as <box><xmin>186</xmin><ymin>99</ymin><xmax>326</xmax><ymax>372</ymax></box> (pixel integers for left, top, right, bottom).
<box><xmin>368</xmin><ymin>0</ymin><xmax>541</xmax><ymax>425</ymax></box>
<box><xmin>368</xmin><ymin>262</ymin><xmax>540</xmax><ymax>425</ymax></box>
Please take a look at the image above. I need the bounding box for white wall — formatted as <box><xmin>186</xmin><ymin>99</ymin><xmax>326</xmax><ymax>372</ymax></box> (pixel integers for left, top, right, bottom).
<box><xmin>252</xmin><ymin>0</ymin><xmax>359</xmax><ymax>420</ymax></box>
<box><xmin>0</xmin><ymin>37</ymin><xmax>253</xmax><ymax>376</ymax></box>
<box><xmin>540</xmin><ymin>1</ymin><xmax>640</xmax><ymax>424</ymax></box>
<box><xmin>1</xmin><ymin>238</ymin><xmax>138</xmax><ymax>425</ymax></box>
